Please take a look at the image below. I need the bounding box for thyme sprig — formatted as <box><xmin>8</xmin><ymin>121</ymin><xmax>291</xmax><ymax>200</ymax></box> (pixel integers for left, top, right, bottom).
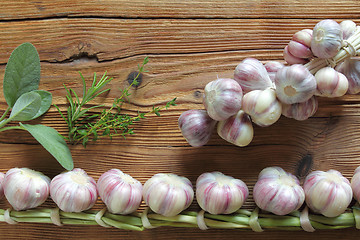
<box><xmin>56</xmin><ymin>57</ymin><xmax>177</xmax><ymax>147</ymax></box>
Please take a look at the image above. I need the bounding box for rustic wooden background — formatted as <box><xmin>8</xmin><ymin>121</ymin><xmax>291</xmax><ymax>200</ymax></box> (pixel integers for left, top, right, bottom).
<box><xmin>0</xmin><ymin>0</ymin><xmax>360</xmax><ymax>239</ymax></box>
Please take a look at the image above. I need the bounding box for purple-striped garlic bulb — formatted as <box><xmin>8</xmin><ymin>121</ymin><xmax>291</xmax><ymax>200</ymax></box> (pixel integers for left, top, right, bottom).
<box><xmin>217</xmin><ymin>110</ymin><xmax>254</xmax><ymax>147</ymax></box>
<box><xmin>253</xmin><ymin>167</ymin><xmax>305</xmax><ymax>215</ymax></box>
<box><xmin>97</xmin><ymin>169</ymin><xmax>142</xmax><ymax>215</ymax></box>
<box><xmin>4</xmin><ymin>168</ymin><xmax>50</xmax><ymax>211</ymax></box>
<box><xmin>304</xmin><ymin>170</ymin><xmax>352</xmax><ymax>217</ymax></box>
<box><xmin>196</xmin><ymin>172</ymin><xmax>248</xmax><ymax>214</ymax></box>
<box><xmin>50</xmin><ymin>168</ymin><xmax>97</xmax><ymax>212</ymax></box>
<box><xmin>143</xmin><ymin>173</ymin><xmax>194</xmax><ymax>217</ymax></box>
<box><xmin>336</xmin><ymin>59</ymin><xmax>360</xmax><ymax>94</ymax></box>
<box><xmin>314</xmin><ymin>67</ymin><xmax>348</xmax><ymax>97</ymax></box>
<box><xmin>203</xmin><ymin>78</ymin><xmax>243</xmax><ymax>121</ymax></box>
<box><xmin>275</xmin><ymin>64</ymin><xmax>317</xmax><ymax>104</ymax></box>
<box><xmin>234</xmin><ymin>58</ymin><xmax>274</xmax><ymax>93</ymax></box>
<box><xmin>284</xmin><ymin>29</ymin><xmax>313</xmax><ymax>65</ymax></box>
<box><xmin>340</xmin><ymin>20</ymin><xmax>357</xmax><ymax>40</ymax></box>
<box><xmin>351</xmin><ymin>166</ymin><xmax>360</xmax><ymax>202</ymax></box>
<box><xmin>242</xmin><ymin>88</ymin><xmax>282</xmax><ymax>127</ymax></box>
<box><xmin>265</xmin><ymin>61</ymin><xmax>284</xmax><ymax>82</ymax></box>
<box><xmin>311</xmin><ymin>19</ymin><xmax>343</xmax><ymax>59</ymax></box>
<box><xmin>178</xmin><ymin>109</ymin><xmax>217</xmax><ymax>147</ymax></box>
<box><xmin>281</xmin><ymin>96</ymin><xmax>318</xmax><ymax>121</ymax></box>
<box><xmin>0</xmin><ymin>172</ymin><xmax>4</xmax><ymax>199</ymax></box>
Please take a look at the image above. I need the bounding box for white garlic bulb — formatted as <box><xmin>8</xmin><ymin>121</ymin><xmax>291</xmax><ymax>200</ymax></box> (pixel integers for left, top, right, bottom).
<box><xmin>203</xmin><ymin>78</ymin><xmax>243</xmax><ymax>121</ymax></box>
<box><xmin>97</xmin><ymin>169</ymin><xmax>142</xmax><ymax>215</ymax></box>
<box><xmin>311</xmin><ymin>19</ymin><xmax>343</xmax><ymax>59</ymax></box>
<box><xmin>289</xmin><ymin>29</ymin><xmax>313</xmax><ymax>59</ymax></box>
<box><xmin>340</xmin><ymin>20</ymin><xmax>357</xmax><ymax>40</ymax></box>
<box><xmin>275</xmin><ymin>64</ymin><xmax>317</xmax><ymax>104</ymax></box>
<box><xmin>242</xmin><ymin>88</ymin><xmax>282</xmax><ymax>127</ymax></box>
<box><xmin>336</xmin><ymin>58</ymin><xmax>360</xmax><ymax>94</ymax></box>
<box><xmin>196</xmin><ymin>172</ymin><xmax>248</xmax><ymax>215</ymax></box>
<box><xmin>283</xmin><ymin>46</ymin><xmax>308</xmax><ymax>65</ymax></box>
<box><xmin>265</xmin><ymin>61</ymin><xmax>284</xmax><ymax>82</ymax></box>
<box><xmin>253</xmin><ymin>167</ymin><xmax>305</xmax><ymax>215</ymax></box>
<box><xmin>351</xmin><ymin>166</ymin><xmax>360</xmax><ymax>202</ymax></box>
<box><xmin>234</xmin><ymin>58</ymin><xmax>273</xmax><ymax>93</ymax></box>
<box><xmin>217</xmin><ymin>110</ymin><xmax>254</xmax><ymax>147</ymax></box>
<box><xmin>304</xmin><ymin>170</ymin><xmax>352</xmax><ymax>217</ymax></box>
<box><xmin>314</xmin><ymin>67</ymin><xmax>348</xmax><ymax>97</ymax></box>
<box><xmin>281</xmin><ymin>96</ymin><xmax>318</xmax><ymax>121</ymax></box>
<box><xmin>0</xmin><ymin>172</ymin><xmax>4</xmax><ymax>200</ymax></box>
<box><xmin>178</xmin><ymin>109</ymin><xmax>217</xmax><ymax>147</ymax></box>
<box><xmin>50</xmin><ymin>168</ymin><xmax>98</xmax><ymax>212</ymax></box>
<box><xmin>4</xmin><ymin>168</ymin><xmax>50</xmax><ymax>211</ymax></box>
<box><xmin>143</xmin><ymin>173</ymin><xmax>194</xmax><ymax>217</ymax></box>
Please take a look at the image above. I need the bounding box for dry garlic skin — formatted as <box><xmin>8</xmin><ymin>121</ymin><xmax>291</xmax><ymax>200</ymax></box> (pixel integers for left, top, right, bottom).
<box><xmin>234</xmin><ymin>58</ymin><xmax>273</xmax><ymax>93</ymax></box>
<box><xmin>281</xmin><ymin>96</ymin><xmax>318</xmax><ymax>121</ymax></box>
<box><xmin>97</xmin><ymin>169</ymin><xmax>143</xmax><ymax>215</ymax></box>
<box><xmin>304</xmin><ymin>170</ymin><xmax>352</xmax><ymax>217</ymax></box>
<box><xmin>50</xmin><ymin>168</ymin><xmax>98</xmax><ymax>212</ymax></box>
<box><xmin>217</xmin><ymin>110</ymin><xmax>253</xmax><ymax>147</ymax></box>
<box><xmin>4</xmin><ymin>168</ymin><xmax>50</xmax><ymax>211</ymax></box>
<box><xmin>242</xmin><ymin>88</ymin><xmax>282</xmax><ymax>127</ymax></box>
<box><xmin>253</xmin><ymin>167</ymin><xmax>305</xmax><ymax>215</ymax></box>
<box><xmin>351</xmin><ymin>166</ymin><xmax>360</xmax><ymax>202</ymax></box>
<box><xmin>196</xmin><ymin>172</ymin><xmax>248</xmax><ymax>214</ymax></box>
<box><xmin>143</xmin><ymin>173</ymin><xmax>194</xmax><ymax>217</ymax></box>
<box><xmin>315</xmin><ymin>67</ymin><xmax>348</xmax><ymax>97</ymax></box>
<box><xmin>203</xmin><ymin>78</ymin><xmax>243</xmax><ymax>121</ymax></box>
<box><xmin>178</xmin><ymin>109</ymin><xmax>217</xmax><ymax>147</ymax></box>
<box><xmin>275</xmin><ymin>64</ymin><xmax>316</xmax><ymax>104</ymax></box>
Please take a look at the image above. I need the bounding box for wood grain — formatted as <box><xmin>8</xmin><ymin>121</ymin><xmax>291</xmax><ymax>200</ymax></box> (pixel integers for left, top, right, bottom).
<box><xmin>0</xmin><ymin>1</ymin><xmax>360</xmax><ymax>239</ymax></box>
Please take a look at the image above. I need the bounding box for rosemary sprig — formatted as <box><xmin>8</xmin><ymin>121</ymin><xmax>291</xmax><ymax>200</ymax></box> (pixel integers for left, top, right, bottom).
<box><xmin>56</xmin><ymin>57</ymin><xmax>177</xmax><ymax>146</ymax></box>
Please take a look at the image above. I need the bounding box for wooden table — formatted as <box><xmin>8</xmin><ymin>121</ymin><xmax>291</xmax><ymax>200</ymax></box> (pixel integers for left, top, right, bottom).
<box><xmin>0</xmin><ymin>0</ymin><xmax>360</xmax><ymax>239</ymax></box>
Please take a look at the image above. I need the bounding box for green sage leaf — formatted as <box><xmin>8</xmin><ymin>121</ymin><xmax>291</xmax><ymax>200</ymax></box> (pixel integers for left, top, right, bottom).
<box><xmin>9</xmin><ymin>91</ymin><xmax>41</xmax><ymax>121</ymax></box>
<box><xmin>20</xmin><ymin>123</ymin><xmax>74</xmax><ymax>170</ymax></box>
<box><xmin>32</xmin><ymin>90</ymin><xmax>52</xmax><ymax>119</ymax></box>
<box><xmin>3</xmin><ymin>43</ymin><xmax>41</xmax><ymax>107</ymax></box>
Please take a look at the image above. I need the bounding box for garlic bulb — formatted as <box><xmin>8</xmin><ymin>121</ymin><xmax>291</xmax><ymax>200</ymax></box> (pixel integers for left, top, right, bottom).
<box><xmin>97</xmin><ymin>169</ymin><xmax>142</xmax><ymax>215</ymax></box>
<box><xmin>143</xmin><ymin>173</ymin><xmax>194</xmax><ymax>217</ymax></box>
<box><xmin>275</xmin><ymin>64</ymin><xmax>317</xmax><ymax>104</ymax></box>
<box><xmin>178</xmin><ymin>109</ymin><xmax>217</xmax><ymax>147</ymax></box>
<box><xmin>50</xmin><ymin>168</ymin><xmax>97</xmax><ymax>212</ymax></box>
<box><xmin>265</xmin><ymin>61</ymin><xmax>284</xmax><ymax>82</ymax></box>
<box><xmin>4</xmin><ymin>168</ymin><xmax>50</xmax><ymax>211</ymax></box>
<box><xmin>314</xmin><ymin>67</ymin><xmax>348</xmax><ymax>97</ymax></box>
<box><xmin>283</xmin><ymin>46</ymin><xmax>307</xmax><ymax>65</ymax></box>
<box><xmin>340</xmin><ymin>20</ymin><xmax>357</xmax><ymax>40</ymax></box>
<box><xmin>336</xmin><ymin>58</ymin><xmax>360</xmax><ymax>94</ymax></box>
<box><xmin>0</xmin><ymin>172</ymin><xmax>4</xmax><ymax>199</ymax></box>
<box><xmin>287</xmin><ymin>29</ymin><xmax>313</xmax><ymax>60</ymax></box>
<box><xmin>234</xmin><ymin>58</ymin><xmax>273</xmax><ymax>93</ymax></box>
<box><xmin>304</xmin><ymin>170</ymin><xmax>352</xmax><ymax>217</ymax></box>
<box><xmin>281</xmin><ymin>96</ymin><xmax>318</xmax><ymax>121</ymax></box>
<box><xmin>217</xmin><ymin>110</ymin><xmax>253</xmax><ymax>147</ymax></box>
<box><xmin>203</xmin><ymin>78</ymin><xmax>243</xmax><ymax>121</ymax></box>
<box><xmin>351</xmin><ymin>166</ymin><xmax>360</xmax><ymax>202</ymax></box>
<box><xmin>311</xmin><ymin>19</ymin><xmax>343</xmax><ymax>59</ymax></box>
<box><xmin>242</xmin><ymin>88</ymin><xmax>282</xmax><ymax>127</ymax></box>
<box><xmin>253</xmin><ymin>167</ymin><xmax>305</xmax><ymax>215</ymax></box>
<box><xmin>196</xmin><ymin>172</ymin><xmax>248</xmax><ymax>214</ymax></box>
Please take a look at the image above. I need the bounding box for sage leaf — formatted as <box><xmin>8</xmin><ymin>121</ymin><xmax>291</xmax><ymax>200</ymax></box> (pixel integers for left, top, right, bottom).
<box><xmin>20</xmin><ymin>123</ymin><xmax>74</xmax><ymax>170</ymax></box>
<box><xmin>9</xmin><ymin>91</ymin><xmax>41</xmax><ymax>121</ymax></box>
<box><xmin>3</xmin><ymin>42</ymin><xmax>41</xmax><ymax>107</ymax></box>
<box><xmin>32</xmin><ymin>90</ymin><xmax>52</xmax><ymax>119</ymax></box>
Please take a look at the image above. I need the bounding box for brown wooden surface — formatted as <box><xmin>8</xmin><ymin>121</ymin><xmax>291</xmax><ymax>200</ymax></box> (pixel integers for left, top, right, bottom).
<box><xmin>0</xmin><ymin>0</ymin><xmax>360</xmax><ymax>239</ymax></box>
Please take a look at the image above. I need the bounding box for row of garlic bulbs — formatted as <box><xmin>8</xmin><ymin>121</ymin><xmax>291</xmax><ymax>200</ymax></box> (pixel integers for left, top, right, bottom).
<box><xmin>0</xmin><ymin>166</ymin><xmax>360</xmax><ymax>220</ymax></box>
<box><xmin>178</xmin><ymin>19</ymin><xmax>360</xmax><ymax>148</ymax></box>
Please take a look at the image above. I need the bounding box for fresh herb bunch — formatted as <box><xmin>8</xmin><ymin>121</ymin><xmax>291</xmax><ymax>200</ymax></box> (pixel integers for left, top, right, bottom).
<box><xmin>0</xmin><ymin>43</ymin><xmax>73</xmax><ymax>170</ymax></box>
<box><xmin>57</xmin><ymin>57</ymin><xmax>176</xmax><ymax>147</ymax></box>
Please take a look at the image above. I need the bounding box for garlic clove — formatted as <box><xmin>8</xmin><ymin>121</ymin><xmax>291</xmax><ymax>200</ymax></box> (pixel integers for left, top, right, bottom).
<box><xmin>311</xmin><ymin>19</ymin><xmax>343</xmax><ymax>59</ymax></box>
<box><xmin>196</xmin><ymin>172</ymin><xmax>248</xmax><ymax>215</ymax></box>
<box><xmin>143</xmin><ymin>173</ymin><xmax>194</xmax><ymax>217</ymax></box>
<box><xmin>265</xmin><ymin>61</ymin><xmax>284</xmax><ymax>82</ymax></box>
<box><xmin>0</xmin><ymin>172</ymin><xmax>4</xmax><ymax>200</ymax></box>
<box><xmin>4</xmin><ymin>168</ymin><xmax>50</xmax><ymax>211</ymax></box>
<box><xmin>50</xmin><ymin>168</ymin><xmax>98</xmax><ymax>212</ymax></box>
<box><xmin>304</xmin><ymin>169</ymin><xmax>352</xmax><ymax>217</ymax></box>
<box><xmin>242</xmin><ymin>88</ymin><xmax>282</xmax><ymax>127</ymax></box>
<box><xmin>203</xmin><ymin>78</ymin><xmax>243</xmax><ymax>121</ymax></box>
<box><xmin>292</xmin><ymin>29</ymin><xmax>313</xmax><ymax>49</ymax></box>
<box><xmin>217</xmin><ymin>110</ymin><xmax>254</xmax><ymax>147</ymax></box>
<box><xmin>178</xmin><ymin>109</ymin><xmax>217</xmax><ymax>147</ymax></box>
<box><xmin>283</xmin><ymin>46</ymin><xmax>308</xmax><ymax>65</ymax></box>
<box><xmin>97</xmin><ymin>169</ymin><xmax>143</xmax><ymax>215</ymax></box>
<box><xmin>288</xmin><ymin>40</ymin><xmax>313</xmax><ymax>59</ymax></box>
<box><xmin>351</xmin><ymin>166</ymin><xmax>360</xmax><ymax>202</ymax></box>
<box><xmin>340</xmin><ymin>20</ymin><xmax>357</xmax><ymax>40</ymax></box>
<box><xmin>234</xmin><ymin>58</ymin><xmax>273</xmax><ymax>93</ymax></box>
<box><xmin>336</xmin><ymin>58</ymin><xmax>360</xmax><ymax>94</ymax></box>
<box><xmin>281</xmin><ymin>96</ymin><xmax>318</xmax><ymax>121</ymax></box>
<box><xmin>253</xmin><ymin>167</ymin><xmax>305</xmax><ymax>215</ymax></box>
<box><xmin>275</xmin><ymin>64</ymin><xmax>317</xmax><ymax>104</ymax></box>
<box><xmin>314</xmin><ymin>67</ymin><xmax>349</xmax><ymax>97</ymax></box>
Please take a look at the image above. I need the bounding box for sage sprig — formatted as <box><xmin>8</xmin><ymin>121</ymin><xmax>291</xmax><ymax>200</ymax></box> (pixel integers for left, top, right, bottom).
<box><xmin>0</xmin><ymin>43</ymin><xmax>73</xmax><ymax>170</ymax></box>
